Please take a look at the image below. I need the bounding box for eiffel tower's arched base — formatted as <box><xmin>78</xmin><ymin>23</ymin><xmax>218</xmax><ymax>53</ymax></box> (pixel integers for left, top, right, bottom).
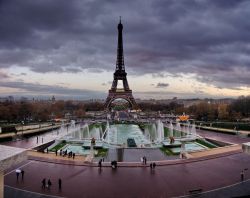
<box><xmin>104</xmin><ymin>90</ymin><xmax>137</xmax><ymax>110</ymax></box>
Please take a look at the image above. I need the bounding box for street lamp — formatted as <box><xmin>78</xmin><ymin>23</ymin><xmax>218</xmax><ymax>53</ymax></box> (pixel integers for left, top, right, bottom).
<box><xmin>21</xmin><ymin>121</ymin><xmax>24</xmax><ymax>139</ymax></box>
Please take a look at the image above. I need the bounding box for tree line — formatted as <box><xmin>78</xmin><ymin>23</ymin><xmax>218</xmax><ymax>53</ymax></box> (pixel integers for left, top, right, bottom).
<box><xmin>0</xmin><ymin>96</ymin><xmax>249</xmax><ymax>123</ymax></box>
<box><xmin>175</xmin><ymin>96</ymin><xmax>250</xmax><ymax>121</ymax></box>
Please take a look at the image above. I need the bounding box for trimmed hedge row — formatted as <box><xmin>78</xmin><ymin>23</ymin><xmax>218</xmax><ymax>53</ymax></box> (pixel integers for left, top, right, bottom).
<box><xmin>196</xmin><ymin>121</ymin><xmax>250</xmax><ymax>131</ymax></box>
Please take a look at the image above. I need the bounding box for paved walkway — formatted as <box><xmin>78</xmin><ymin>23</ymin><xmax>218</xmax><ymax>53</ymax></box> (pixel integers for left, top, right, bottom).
<box><xmin>197</xmin><ymin>128</ymin><xmax>250</xmax><ymax>144</ymax></box>
<box><xmin>4</xmin><ymin>152</ymin><xmax>250</xmax><ymax>198</ymax></box>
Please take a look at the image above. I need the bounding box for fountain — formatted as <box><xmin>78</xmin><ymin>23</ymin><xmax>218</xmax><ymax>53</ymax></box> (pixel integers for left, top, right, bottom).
<box><xmin>151</xmin><ymin>123</ymin><xmax>157</xmax><ymax>142</ymax></box>
<box><xmin>92</xmin><ymin>127</ymin><xmax>101</xmax><ymax>140</ymax></box>
<box><xmin>99</xmin><ymin>126</ymin><xmax>103</xmax><ymax>138</ymax></box>
<box><xmin>176</xmin><ymin>122</ymin><xmax>181</xmax><ymax>132</ymax></box>
<box><xmin>144</xmin><ymin>128</ymin><xmax>151</xmax><ymax>142</ymax></box>
<box><xmin>186</xmin><ymin>122</ymin><xmax>190</xmax><ymax>135</ymax></box>
<box><xmin>70</xmin><ymin>120</ymin><xmax>76</xmax><ymax>128</ymax></box>
<box><xmin>156</xmin><ymin>120</ymin><xmax>164</xmax><ymax>142</ymax></box>
<box><xmin>191</xmin><ymin>124</ymin><xmax>196</xmax><ymax>137</ymax></box>
<box><xmin>169</xmin><ymin>121</ymin><xmax>174</xmax><ymax>137</ymax></box>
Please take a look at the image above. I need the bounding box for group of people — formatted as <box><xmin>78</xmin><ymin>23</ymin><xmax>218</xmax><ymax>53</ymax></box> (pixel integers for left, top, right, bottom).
<box><xmin>111</xmin><ymin>160</ymin><xmax>118</xmax><ymax>169</ymax></box>
<box><xmin>45</xmin><ymin>148</ymin><xmax>76</xmax><ymax>159</ymax></box>
<box><xmin>59</xmin><ymin>149</ymin><xmax>75</xmax><ymax>159</ymax></box>
<box><xmin>140</xmin><ymin>156</ymin><xmax>157</xmax><ymax>169</ymax></box>
<box><xmin>42</xmin><ymin>178</ymin><xmax>62</xmax><ymax>190</ymax></box>
<box><xmin>150</xmin><ymin>162</ymin><xmax>156</xmax><ymax>170</ymax></box>
<box><xmin>15</xmin><ymin>169</ymin><xmax>24</xmax><ymax>181</ymax></box>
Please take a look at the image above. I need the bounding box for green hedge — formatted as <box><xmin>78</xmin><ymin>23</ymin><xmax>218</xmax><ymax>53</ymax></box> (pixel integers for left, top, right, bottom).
<box><xmin>196</xmin><ymin>121</ymin><xmax>250</xmax><ymax>131</ymax></box>
<box><xmin>0</xmin><ymin>125</ymin><xmax>17</xmax><ymax>133</ymax></box>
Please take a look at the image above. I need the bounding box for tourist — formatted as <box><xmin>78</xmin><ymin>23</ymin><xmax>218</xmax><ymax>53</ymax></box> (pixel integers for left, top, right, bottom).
<box><xmin>55</xmin><ymin>149</ymin><xmax>58</xmax><ymax>156</ymax></box>
<box><xmin>58</xmin><ymin>178</ymin><xmax>62</xmax><ymax>190</ymax></box>
<box><xmin>48</xmin><ymin>179</ymin><xmax>52</xmax><ymax>189</ymax></box>
<box><xmin>153</xmin><ymin>162</ymin><xmax>156</xmax><ymax>169</ymax></box>
<box><xmin>241</xmin><ymin>170</ymin><xmax>244</xmax><ymax>182</ymax></box>
<box><xmin>143</xmin><ymin>156</ymin><xmax>147</xmax><ymax>165</ymax></box>
<box><xmin>15</xmin><ymin>169</ymin><xmax>20</xmax><ymax>181</ymax></box>
<box><xmin>98</xmin><ymin>159</ymin><xmax>102</xmax><ymax>168</ymax></box>
<box><xmin>42</xmin><ymin>178</ymin><xmax>46</xmax><ymax>189</ymax></box>
<box><xmin>73</xmin><ymin>153</ymin><xmax>75</xmax><ymax>159</ymax></box>
<box><xmin>21</xmin><ymin>170</ymin><xmax>25</xmax><ymax>180</ymax></box>
<box><xmin>111</xmin><ymin>160</ymin><xmax>117</xmax><ymax>169</ymax></box>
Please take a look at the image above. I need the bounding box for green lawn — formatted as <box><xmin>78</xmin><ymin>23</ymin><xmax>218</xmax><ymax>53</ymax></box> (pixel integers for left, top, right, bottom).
<box><xmin>95</xmin><ymin>148</ymin><xmax>108</xmax><ymax>157</ymax></box>
<box><xmin>49</xmin><ymin>141</ymin><xmax>67</xmax><ymax>152</ymax></box>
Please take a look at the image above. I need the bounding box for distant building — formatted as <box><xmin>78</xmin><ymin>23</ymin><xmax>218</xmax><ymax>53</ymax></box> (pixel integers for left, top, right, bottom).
<box><xmin>0</xmin><ymin>96</ymin><xmax>15</xmax><ymax>103</ymax></box>
<box><xmin>52</xmin><ymin>95</ymin><xmax>56</xmax><ymax>104</ymax></box>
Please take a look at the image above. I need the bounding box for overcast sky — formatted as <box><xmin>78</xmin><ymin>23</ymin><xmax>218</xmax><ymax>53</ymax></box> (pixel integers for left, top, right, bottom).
<box><xmin>0</xmin><ymin>0</ymin><xmax>250</xmax><ymax>100</ymax></box>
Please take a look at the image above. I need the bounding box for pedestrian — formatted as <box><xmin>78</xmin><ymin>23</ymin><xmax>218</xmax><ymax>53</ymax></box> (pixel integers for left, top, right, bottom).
<box><xmin>48</xmin><ymin>179</ymin><xmax>52</xmax><ymax>189</ymax></box>
<box><xmin>15</xmin><ymin>169</ymin><xmax>20</xmax><ymax>181</ymax></box>
<box><xmin>42</xmin><ymin>178</ymin><xmax>46</xmax><ymax>189</ymax></box>
<box><xmin>55</xmin><ymin>150</ymin><xmax>58</xmax><ymax>156</ymax></box>
<box><xmin>241</xmin><ymin>170</ymin><xmax>244</xmax><ymax>182</ymax></box>
<box><xmin>37</xmin><ymin>136</ymin><xmax>39</xmax><ymax>144</ymax></box>
<box><xmin>21</xmin><ymin>170</ymin><xmax>24</xmax><ymax>180</ymax></box>
<box><xmin>58</xmin><ymin>178</ymin><xmax>62</xmax><ymax>190</ymax></box>
<box><xmin>46</xmin><ymin>148</ymin><xmax>49</xmax><ymax>153</ymax></box>
<box><xmin>73</xmin><ymin>153</ymin><xmax>75</xmax><ymax>160</ymax></box>
<box><xmin>60</xmin><ymin>149</ymin><xmax>62</xmax><ymax>156</ymax></box>
<box><xmin>153</xmin><ymin>162</ymin><xmax>156</xmax><ymax>169</ymax></box>
<box><xmin>143</xmin><ymin>156</ymin><xmax>147</xmax><ymax>165</ymax></box>
<box><xmin>141</xmin><ymin>157</ymin><xmax>144</xmax><ymax>164</ymax></box>
<box><xmin>150</xmin><ymin>163</ymin><xmax>153</xmax><ymax>169</ymax></box>
<box><xmin>98</xmin><ymin>159</ymin><xmax>102</xmax><ymax>168</ymax></box>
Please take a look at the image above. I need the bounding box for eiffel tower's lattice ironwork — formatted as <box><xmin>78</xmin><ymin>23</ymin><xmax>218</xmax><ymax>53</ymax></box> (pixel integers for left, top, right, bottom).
<box><xmin>104</xmin><ymin>19</ymin><xmax>137</xmax><ymax>110</ymax></box>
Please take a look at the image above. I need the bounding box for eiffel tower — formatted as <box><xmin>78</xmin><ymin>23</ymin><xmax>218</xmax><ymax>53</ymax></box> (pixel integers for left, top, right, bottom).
<box><xmin>104</xmin><ymin>18</ymin><xmax>137</xmax><ymax>110</ymax></box>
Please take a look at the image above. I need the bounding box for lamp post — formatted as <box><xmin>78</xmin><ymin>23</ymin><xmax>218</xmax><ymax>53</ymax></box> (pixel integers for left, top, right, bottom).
<box><xmin>21</xmin><ymin>121</ymin><xmax>24</xmax><ymax>139</ymax></box>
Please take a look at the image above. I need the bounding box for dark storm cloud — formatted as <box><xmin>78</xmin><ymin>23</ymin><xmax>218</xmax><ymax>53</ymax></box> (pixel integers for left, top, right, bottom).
<box><xmin>156</xmin><ymin>83</ymin><xmax>169</xmax><ymax>88</ymax></box>
<box><xmin>0</xmin><ymin>80</ymin><xmax>105</xmax><ymax>98</ymax></box>
<box><xmin>0</xmin><ymin>0</ymin><xmax>250</xmax><ymax>89</ymax></box>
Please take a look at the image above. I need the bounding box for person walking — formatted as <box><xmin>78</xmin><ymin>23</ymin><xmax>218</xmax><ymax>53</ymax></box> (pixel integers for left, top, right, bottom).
<box><xmin>241</xmin><ymin>170</ymin><xmax>244</xmax><ymax>182</ymax></box>
<box><xmin>15</xmin><ymin>169</ymin><xmax>20</xmax><ymax>181</ymax></box>
<box><xmin>98</xmin><ymin>159</ymin><xmax>102</xmax><ymax>168</ymax></box>
<box><xmin>143</xmin><ymin>156</ymin><xmax>147</xmax><ymax>165</ymax></box>
<box><xmin>42</xmin><ymin>178</ymin><xmax>46</xmax><ymax>189</ymax></box>
<box><xmin>48</xmin><ymin>179</ymin><xmax>52</xmax><ymax>189</ymax></box>
<box><xmin>21</xmin><ymin>170</ymin><xmax>24</xmax><ymax>180</ymax></box>
<box><xmin>153</xmin><ymin>162</ymin><xmax>156</xmax><ymax>169</ymax></box>
<box><xmin>37</xmin><ymin>136</ymin><xmax>39</xmax><ymax>144</ymax></box>
<box><xmin>55</xmin><ymin>150</ymin><xmax>58</xmax><ymax>156</ymax></box>
<box><xmin>46</xmin><ymin>148</ymin><xmax>49</xmax><ymax>154</ymax></box>
<box><xmin>73</xmin><ymin>153</ymin><xmax>75</xmax><ymax>160</ymax></box>
<box><xmin>58</xmin><ymin>178</ymin><xmax>62</xmax><ymax>190</ymax></box>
